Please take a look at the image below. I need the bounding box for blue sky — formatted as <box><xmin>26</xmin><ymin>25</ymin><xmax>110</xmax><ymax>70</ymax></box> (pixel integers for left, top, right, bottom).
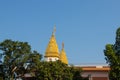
<box><xmin>0</xmin><ymin>0</ymin><xmax>120</xmax><ymax>65</ymax></box>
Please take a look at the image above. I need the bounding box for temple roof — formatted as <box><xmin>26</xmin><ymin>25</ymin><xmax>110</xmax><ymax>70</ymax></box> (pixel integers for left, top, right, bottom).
<box><xmin>60</xmin><ymin>42</ymin><xmax>68</xmax><ymax>64</ymax></box>
<box><xmin>44</xmin><ymin>27</ymin><xmax>59</xmax><ymax>58</ymax></box>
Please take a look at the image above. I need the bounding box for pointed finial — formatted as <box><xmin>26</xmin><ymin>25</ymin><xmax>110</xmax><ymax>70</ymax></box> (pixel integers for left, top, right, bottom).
<box><xmin>62</xmin><ymin>42</ymin><xmax>64</xmax><ymax>49</ymax></box>
<box><xmin>52</xmin><ymin>25</ymin><xmax>56</xmax><ymax>35</ymax></box>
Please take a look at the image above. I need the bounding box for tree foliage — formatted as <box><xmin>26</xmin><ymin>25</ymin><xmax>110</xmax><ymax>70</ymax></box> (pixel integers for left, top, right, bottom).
<box><xmin>104</xmin><ymin>27</ymin><xmax>120</xmax><ymax>80</ymax></box>
<box><xmin>0</xmin><ymin>39</ymin><xmax>88</xmax><ymax>80</ymax></box>
<box><xmin>37</xmin><ymin>61</ymin><xmax>73</xmax><ymax>80</ymax></box>
<box><xmin>37</xmin><ymin>61</ymin><xmax>88</xmax><ymax>80</ymax></box>
<box><xmin>0</xmin><ymin>39</ymin><xmax>42</xmax><ymax>79</ymax></box>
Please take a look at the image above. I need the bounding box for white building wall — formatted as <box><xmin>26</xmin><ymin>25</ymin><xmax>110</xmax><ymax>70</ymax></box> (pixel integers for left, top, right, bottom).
<box><xmin>45</xmin><ymin>57</ymin><xmax>59</xmax><ymax>62</ymax></box>
<box><xmin>82</xmin><ymin>71</ymin><xmax>108</xmax><ymax>77</ymax></box>
<box><xmin>82</xmin><ymin>71</ymin><xmax>109</xmax><ymax>80</ymax></box>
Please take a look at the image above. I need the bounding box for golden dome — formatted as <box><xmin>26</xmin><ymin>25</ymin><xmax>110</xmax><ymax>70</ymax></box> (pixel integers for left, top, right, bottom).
<box><xmin>60</xmin><ymin>42</ymin><xmax>68</xmax><ymax>64</ymax></box>
<box><xmin>44</xmin><ymin>27</ymin><xmax>59</xmax><ymax>58</ymax></box>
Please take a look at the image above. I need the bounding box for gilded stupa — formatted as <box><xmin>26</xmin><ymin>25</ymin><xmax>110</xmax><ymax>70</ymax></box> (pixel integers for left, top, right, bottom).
<box><xmin>44</xmin><ymin>26</ymin><xmax>68</xmax><ymax>64</ymax></box>
<box><xmin>59</xmin><ymin>42</ymin><xmax>68</xmax><ymax>64</ymax></box>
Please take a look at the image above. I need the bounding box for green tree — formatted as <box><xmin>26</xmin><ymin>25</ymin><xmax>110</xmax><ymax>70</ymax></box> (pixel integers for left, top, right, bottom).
<box><xmin>104</xmin><ymin>27</ymin><xmax>120</xmax><ymax>80</ymax></box>
<box><xmin>72</xmin><ymin>68</ymin><xmax>83</xmax><ymax>80</ymax></box>
<box><xmin>0</xmin><ymin>39</ymin><xmax>42</xmax><ymax>79</ymax></box>
<box><xmin>37</xmin><ymin>60</ymin><xmax>73</xmax><ymax>80</ymax></box>
<box><xmin>0</xmin><ymin>39</ymin><xmax>32</xmax><ymax>79</ymax></box>
<box><xmin>25</xmin><ymin>50</ymin><xmax>42</xmax><ymax>79</ymax></box>
<box><xmin>37</xmin><ymin>61</ymin><xmax>88</xmax><ymax>80</ymax></box>
<box><xmin>70</xmin><ymin>66</ymin><xmax>88</xmax><ymax>80</ymax></box>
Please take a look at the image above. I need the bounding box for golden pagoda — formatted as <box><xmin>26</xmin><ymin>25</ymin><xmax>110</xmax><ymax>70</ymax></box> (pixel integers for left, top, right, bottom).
<box><xmin>44</xmin><ymin>26</ymin><xmax>68</xmax><ymax>64</ymax></box>
<box><xmin>59</xmin><ymin>42</ymin><xmax>68</xmax><ymax>64</ymax></box>
<box><xmin>44</xmin><ymin>27</ymin><xmax>60</xmax><ymax>61</ymax></box>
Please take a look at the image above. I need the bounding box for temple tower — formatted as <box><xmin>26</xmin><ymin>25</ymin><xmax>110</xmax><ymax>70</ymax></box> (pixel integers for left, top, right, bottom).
<box><xmin>60</xmin><ymin>42</ymin><xmax>68</xmax><ymax>64</ymax></box>
<box><xmin>44</xmin><ymin>26</ymin><xmax>68</xmax><ymax>64</ymax></box>
<box><xmin>44</xmin><ymin>27</ymin><xmax>59</xmax><ymax>61</ymax></box>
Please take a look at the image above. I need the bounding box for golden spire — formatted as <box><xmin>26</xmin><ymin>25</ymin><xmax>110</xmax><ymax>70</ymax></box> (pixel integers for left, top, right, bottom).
<box><xmin>52</xmin><ymin>25</ymin><xmax>56</xmax><ymax>36</ymax></box>
<box><xmin>62</xmin><ymin>42</ymin><xmax>64</xmax><ymax>49</ymax></box>
<box><xmin>44</xmin><ymin>26</ymin><xmax>59</xmax><ymax>58</ymax></box>
<box><xmin>60</xmin><ymin>42</ymin><xmax>68</xmax><ymax>64</ymax></box>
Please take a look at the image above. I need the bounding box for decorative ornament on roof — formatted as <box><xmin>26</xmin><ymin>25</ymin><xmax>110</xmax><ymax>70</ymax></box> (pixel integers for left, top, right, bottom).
<box><xmin>62</xmin><ymin>42</ymin><xmax>64</xmax><ymax>49</ymax></box>
<box><xmin>52</xmin><ymin>25</ymin><xmax>56</xmax><ymax>36</ymax></box>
